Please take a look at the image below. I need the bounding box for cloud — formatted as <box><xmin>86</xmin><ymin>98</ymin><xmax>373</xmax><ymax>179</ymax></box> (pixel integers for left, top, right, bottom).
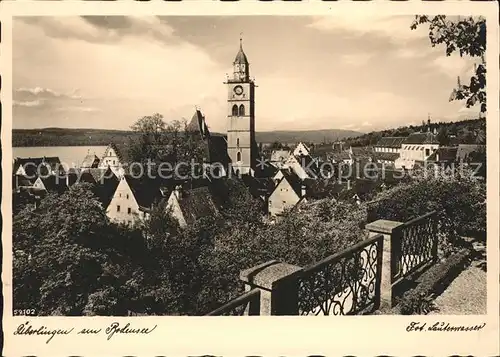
<box><xmin>18</xmin><ymin>16</ymin><xmax>176</xmax><ymax>46</ymax></box>
<box><xmin>15</xmin><ymin>87</ymin><xmax>81</xmax><ymax>100</ymax></box>
<box><xmin>56</xmin><ymin>106</ymin><xmax>102</xmax><ymax>113</ymax></box>
<box><xmin>13</xmin><ymin>100</ymin><xmax>43</xmax><ymax>107</ymax></box>
<box><xmin>432</xmin><ymin>53</ymin><xmax>475</xmax><ymax>78</ymax></box>
<box><xmin>362</xmin><ymin>121</ymin><xmax>372</xmax><ymax>127</ymax></box>
<box><xmin>341</xmin><ymin>53</ymin><xmax>372</xmax><ymax>66</ymax></box>
<box><xmin>307</xmin><ymin>15</ymin><xmax>425</xmax><ymax>42</ymax></box>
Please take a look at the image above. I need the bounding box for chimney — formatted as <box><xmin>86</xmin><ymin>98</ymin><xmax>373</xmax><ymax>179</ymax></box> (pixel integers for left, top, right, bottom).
<box><xmin>174</xmin><ymin>185</ymin><xmax>182</xmax><ymax>200</ymax></box>
<box><xmin>301</xmin><ymin>183</ymin><xmax>307</xmax><ymax>197</ymax></box>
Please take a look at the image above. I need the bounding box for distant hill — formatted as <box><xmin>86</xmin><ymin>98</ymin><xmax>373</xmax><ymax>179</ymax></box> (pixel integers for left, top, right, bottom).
<box><xmin>255</xmin><ymin>129</ymin><xmax>363</xmax><ymax>144</ymax></box>
<box><xmin>343</xmin><ymin>118</ymin><xmax>486</xmax><ymax>147</ymax></box>
<box><xmin>12</xmin><ymin>127</ymin><xmax>363</xmax><ymax>147</ymax></box>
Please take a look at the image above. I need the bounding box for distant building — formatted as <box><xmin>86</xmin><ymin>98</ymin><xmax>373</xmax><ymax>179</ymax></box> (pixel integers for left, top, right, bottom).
<box><xmin>268</xmin><ymin>170</ymin><xmax>307</xmax><ymax>217</ymax></box>
<box><xmin>106</xmin><ymin>175</ymin><xmax>164</xmax><ymax>225</ymax></box>
<box><xmin>293</xmin><ymin>142</ymin><xmax>311</xmax><ymax>157</ymax></box>
<box><xmin>455</xmin><ymin>144</ymin><xmax>486</xmax><ymax>164</ymax></box>
<box><xmin>394</xmin><ymin>132</ymin><xmax>439</xmax><ymax>170</ymax></box>
<box><xmin>32</xmin><ymin>175</ymin><xmax>67</xmax><ymax>195</ymax></box>
<box><xmin>374</xmin><ymin>137</ymin><xmax>405</xmax><ymax>154</ymax></box>
<box><xmin>81</xmin><ymin>153</ymin><xmax>100</xmax><ymax>169</ymax></box>
<box><xmin>99</xmin><ymin>143</ymin><xmax>126</xmax><ymax>177</ymax></box>
<box><xmin>270</xmin><ymin>149</ymin><xmax>291</xmax><ymax>169</ymax></box>
<box><xmin>13</xmin><ymin>156</ymin><xmax>65</xmax><ymax>190</ymax></box>
<box><xmin>166</xmin><ymin>185</ymin><xmax>220</xmax><ymax>228</ymax></box>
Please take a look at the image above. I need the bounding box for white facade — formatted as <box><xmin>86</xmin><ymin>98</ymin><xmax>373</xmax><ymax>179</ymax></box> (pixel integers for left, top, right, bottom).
<box><xmin>293</xmin><ymin>142</ymin><xmax>310</xmax><ymax>157</ymax></box>
<box><xmin>99</xmin><ymin>145</ymin><xmax>125</xmax><ymax>177</ymax></box>
<box><xmin>268</xmin><ymin>177</ymin><xmax>301</xmax><ymax>217</ymax></box>
<box><xmin>394</xmin><ymin>143</ymin><xmax>439</xmax><ymax>169</ymax></box>
<box><xmin>106</xmin><ymin>177</ymin><xmax>147</xmax><ymax>225</ymax></box>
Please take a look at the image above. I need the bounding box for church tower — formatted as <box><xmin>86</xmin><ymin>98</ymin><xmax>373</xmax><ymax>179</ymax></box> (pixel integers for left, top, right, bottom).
<box><xmin>226</xmin><ymin>38</ymin><xmax>256</xmax><ymax>176</ymax></box>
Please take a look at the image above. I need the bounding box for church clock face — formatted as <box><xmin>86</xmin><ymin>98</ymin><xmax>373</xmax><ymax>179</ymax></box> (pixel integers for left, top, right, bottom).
<box><xmin>233</xmin><ymin>85</ymin><xmax>243</xmax><ymax>95</ymax></box>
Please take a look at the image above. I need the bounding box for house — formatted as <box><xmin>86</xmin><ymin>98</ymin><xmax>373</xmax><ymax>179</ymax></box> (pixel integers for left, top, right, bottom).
<box><xmin>293</xmin><ymin>142</ymin><xmax>311</xmax><ymax>157</ymax></box>
<box><xmin>268</xmin><ymin>170</ymin><xmax>308</xmax><ymax>216</ymax></box>
<box><xmin>166</xmin><ymin>185</ymin><xmax>220</xmax><ymax>227</ymax></box>
<box><xmin>13</xmin><ymin>157</ymin><xmax>65</xmax><ymax>187</ymax></box>
<box><xmin>394</xmin><ymin>131</ymin><xmax>440</xmax><ymax>170</ymax></box>
<box><xmin>106</xmin><ymin>175</ymin><xmax>164</xmax><ymax>225</ymax></box>
<box><xmin>67</xmin><ymin>167</ymin><xmax>119</xmax><ymax>208</ymax></box>
<box><xmin>374</xmin><ymin>137</ymin><xmax>406</xmax><ymax>154</ymax></box>
<box><xmin>373</xmin><ymin>152</ymin><xmax>400</xmax><ymax>166</ymax></box>
<box><xmin>81</xmin><ymin>153</ymin><xmax>100</xmax><ymax>169</ymax></box>
<box><xmin>283</xmin><ymin>154</ymin><xmax>321</xmax><ymax>180</ymax></box>
<box><xmin>32</xmin><ymin>175</ymin><xmax>68</xmax><ymax>195</ymax></box>
<box><xmin>269</xmin><ymin>149</ymin><xmax>291</xmax><ymax>169</ymax></box>
<box><xmin>99</xmin><ymin>143</ymin><xmax>126</xmax><ymax>177</ymax></box>
<box><xmin>426</xmin><ymin>147</ymin><xmax>459</xmax><ymax>166</ymax></box>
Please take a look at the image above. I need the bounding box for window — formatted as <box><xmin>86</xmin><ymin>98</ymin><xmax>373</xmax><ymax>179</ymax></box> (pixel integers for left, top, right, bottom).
<box><xmin>126</xmin><ymin>194</ymin><xmax>129</xmax><ymax>199</ymax></box>
<box><xmin>239</xmin><ymin>104</ymin><xmax>245</xmax><ymax>116</ymax></box>
<box><xmin>117</xmin><ymin>205</ymin><xmax>121</xmax><ymax>212</ymax></box>
<box><xmin>232</xmin><ymin>104</ymin><xmax>238</xmax><ymax>116</ymax></box>
<box><xmin>119</xmin><ymin>193</ymin><xmax>122</xmax><ymax>198</ymax></box>
<box><xmin>113</xmin><ymin>160</ymin><xmax>116</xmax><ymax>165</ymax></box>
<box><xmin>425</xmin><ymin>149</ymin><xmax>430</xmax><ymax>156</ymax></box>
<box><xmin>236</xmin><ymin>138</ymin><xmax>240</xmax><ymax>147</ymax></box>
<box><xmin>237</xmin><ymin>151</ymin><xmax>241</xmax><ymax>162</ymax></box>
<box><xmin>128</xmin><ymin>208</ymin><xmax>132</xmax><ymax>214</ymax></box>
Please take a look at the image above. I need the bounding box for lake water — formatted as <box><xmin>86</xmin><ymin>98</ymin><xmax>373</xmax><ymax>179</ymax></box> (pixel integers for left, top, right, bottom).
<box><xmin>13</xmin><ymin>146</ymin><xmax>108</xmax><ymax>168</ymax></box>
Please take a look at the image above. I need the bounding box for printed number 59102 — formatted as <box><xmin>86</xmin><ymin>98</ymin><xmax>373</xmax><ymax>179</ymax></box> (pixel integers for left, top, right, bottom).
<box><xmin>14</xmin><ymin>309</ymin><xmax>36</xmax><ymax>316</ymax></box>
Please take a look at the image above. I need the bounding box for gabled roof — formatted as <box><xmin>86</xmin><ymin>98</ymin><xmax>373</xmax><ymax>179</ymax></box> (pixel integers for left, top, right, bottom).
<box><xmin>176</xmin><ymin>186</ymin><xmax>219</xmax><ymax>225</ymax></box>
<box><xmin>13</xmin><ymin>156</ymin><xmax>63</xmax><ymax>177</ymax></box>
<box><xmin>241</xmin><ymin>174</ymin><xmax>275</xmax><ymax>199</ymax></box>
<box><xmin>37</xmin><ymin>175</ymin><xmax>68</xmax><ymax>193</ymax></box>
<box><xmin>86</xmin><ymin>167</ymin><xmax>117</xmax><ymax>184</ymax></box>
<box><xmin>103</xmin><ymin>143</ymin><xmax>127</xmax><ymax>163</ymax></box>
<box><xmin>81</xmin><ymin>154</ymin><xmax>100</xmax><ymax>168</ymax></box>
<box><xmin>375</xmin><ymin>137</ymin><xmax>406</xmax><ymax>148</ymax></box>
<box><xmin>427</xmin><ymin>147</ymin><xmax>458</xmax><ymax>162</ymax></box>
<box><xmin>124</xmin><ymin>175</ymin><xmax>163</xmax><ymax>211</ymax></box>
<box><xmin>403</xmin><ymin>132</ymin><xmax>439</xmax><ymax>145</ymax></box>
<box><xmin>273</xmin><ymin>169</ymin><xmax>304</xmax><ymax>198</ymax></box>
<box><xmin>186</xmin><ymin>109</ymin><xmax>210</xmax><ymax>139</ymax></box>
<box><xmin>208</xmin><ymin>135</ymin><xmax>230</xmax><ymax>166</ymax></box>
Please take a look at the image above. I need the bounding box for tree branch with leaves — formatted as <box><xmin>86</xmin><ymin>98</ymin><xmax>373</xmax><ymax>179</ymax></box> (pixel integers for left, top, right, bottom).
<box><xmin>411</xmin><ymin>15</ymin><xmax>486</xmax><ymax>113</ymax></box>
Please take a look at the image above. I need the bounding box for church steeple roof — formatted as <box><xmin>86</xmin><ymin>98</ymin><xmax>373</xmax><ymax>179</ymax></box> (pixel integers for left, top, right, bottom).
<box><xmin>234</xmin><ymin>38</ymin><xmax>248</xmax><ymax>65</ymax></box>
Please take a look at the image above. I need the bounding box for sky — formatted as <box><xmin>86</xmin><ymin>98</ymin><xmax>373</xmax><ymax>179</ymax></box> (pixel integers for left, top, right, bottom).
<box><xmin>13</xmin><ymin>15</ymin><xmax>482</xmax><ymax>133</ymax></box>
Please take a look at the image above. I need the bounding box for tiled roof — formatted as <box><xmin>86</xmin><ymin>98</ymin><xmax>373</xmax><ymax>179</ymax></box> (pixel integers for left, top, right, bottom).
<box><xmin>403</xmin><ymin>132</ymin><xmax>439</xmax><ymax>145</ymax></box>
<box><xmin>124</xmin><ymin>175</ymin><xmax>163</xmax><ymax>211</ymax></box>
<box><xmin>208</xmin><ymin>135</ymin><xmax>229</xmax><ymax>166</ymax></box>
<box><xmin>177</xmin><ymin>186</ymin><xmax>219</xmax><ymax>225</ymax></box>
<box><xmin>187</xmin><ymin>109</ymin><xmax>210</xmax><ymax>139</ymax></box>
<box><xmin>13</xmin><ymin>156</ymin><xmax>63</xmax><ymax>177</ymax></box>
<box><xmin>374</xmin><ymin>152</ymin><xmax>400</xmax><ymax>162</ymax></box>
<box><xmin>456</xmin><ymin>144</ymin><xmax>485</xmax><ymax>162</ymax></box>
<box><xmin>375</xmin><ymin>137</ymin><xmax>406</xmax><ymax>148</ymax></box>
<box><xmin>81</xmin><ymin>154</ymin><xmax>100</xmax><ymax>168</ymax></box>
<box><xmin>39</xmin><ymin>175</ymin><xmax>68</xmax><ymax>193</ymax></box>
<box><xmin>427</xmin><ymin>147</ymin><xmax>458</xmax><ymax>162</ymax></box>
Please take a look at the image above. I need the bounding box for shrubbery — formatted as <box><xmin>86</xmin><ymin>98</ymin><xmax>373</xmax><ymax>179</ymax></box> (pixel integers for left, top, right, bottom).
<box><xmin>397</xmin><ymin>249</ymin><xmax>471</xmax><ymax>315</ymax></box>
<box><xmin>367</xmin><ymin>167</ymin><xmax>486</xmax><ymax>249</ymax></box>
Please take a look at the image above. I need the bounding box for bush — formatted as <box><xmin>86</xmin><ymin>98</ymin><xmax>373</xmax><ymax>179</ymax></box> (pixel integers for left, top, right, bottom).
<box><xmin>368</xmin><ymin>169</ymin><xmax>486</xmax><ymax>247</ymax></box>
<box><xmin>397</xmin><ymin>248</ymin><xmax>471</xmax><ymax>315</ymax></box>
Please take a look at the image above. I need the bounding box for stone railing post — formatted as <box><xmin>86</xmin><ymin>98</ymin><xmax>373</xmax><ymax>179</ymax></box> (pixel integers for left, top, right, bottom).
<box><xmin>240</xmin><ymin>260</ymin><xmax>303</xmax><ymax>315</ymax></box>
<box><xmin>365</xmin><ymin>219</ymin><xmax>404</xmax><ymax>310</ymax></box>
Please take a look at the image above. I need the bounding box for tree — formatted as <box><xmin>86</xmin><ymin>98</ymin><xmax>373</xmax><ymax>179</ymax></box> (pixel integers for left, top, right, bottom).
<box><xmin>411</xmin><ymin>15</ymin><xmax>486</xmax><ymax>113</ymax></box>
<box><xmin>128</xmin><ymin>113</ymin><xmax>207</xmax><ymax>178</ymax></box>
<box><xmin>436</xmin><ymin>126</ymin><xmax>450</xmax><ymax>146</ymax></box>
